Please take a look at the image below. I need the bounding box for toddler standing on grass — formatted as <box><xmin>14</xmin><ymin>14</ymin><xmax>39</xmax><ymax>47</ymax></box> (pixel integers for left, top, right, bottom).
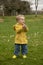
<box><xmin>12</xmin><ymin>15</ymin><xmax>28</xmax><ymax>59</ymax></box>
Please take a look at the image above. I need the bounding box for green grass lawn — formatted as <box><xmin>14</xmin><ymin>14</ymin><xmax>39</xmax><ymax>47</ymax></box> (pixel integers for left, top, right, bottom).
<box><xmin>0</xmin><ymin>15</ymin><xmax>43</xmax><ymax>65</ymax></box>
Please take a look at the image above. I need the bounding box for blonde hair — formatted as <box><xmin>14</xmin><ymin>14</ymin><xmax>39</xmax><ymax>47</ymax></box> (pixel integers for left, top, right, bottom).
<box><xmin>16</xmin><ymin>15</ymin><xmax>25</xmax><ymax>21</ymax></box>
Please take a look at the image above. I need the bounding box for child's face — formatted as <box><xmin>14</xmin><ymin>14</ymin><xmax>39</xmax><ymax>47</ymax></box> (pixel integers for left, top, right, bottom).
<box><xmin>18</xmin><ymin>17</ymin><xmax>25</xmax><ymax>24</ymax></box>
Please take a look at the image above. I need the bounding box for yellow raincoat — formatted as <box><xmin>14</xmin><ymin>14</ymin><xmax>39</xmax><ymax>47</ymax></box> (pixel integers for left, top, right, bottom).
<box><xmin>13</xmin><ymin>23</ymin><xmax>28</xmax><ymax>44</ymax></box>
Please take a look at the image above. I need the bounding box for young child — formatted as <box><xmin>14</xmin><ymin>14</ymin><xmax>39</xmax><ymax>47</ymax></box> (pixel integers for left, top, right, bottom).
<box><xmin>12</xmin><ymin>15</ymin><xmax>28</xmax><ymax>59</ymax></box>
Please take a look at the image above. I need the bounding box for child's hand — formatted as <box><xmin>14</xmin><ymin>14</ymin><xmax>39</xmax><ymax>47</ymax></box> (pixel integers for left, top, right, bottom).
<box><xmin>22</xmin><ymin>23</ymin><xmax>28</xmax><ymax>32</ymax></box>
<box><xmin>22</xmin><ymin>23</ymin><xmax>27</xmax><ymax>28</ymax></box>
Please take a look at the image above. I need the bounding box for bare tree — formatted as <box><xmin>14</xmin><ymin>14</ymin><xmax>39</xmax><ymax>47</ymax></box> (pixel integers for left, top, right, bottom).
<box><xmin>35</xmin><ymin>0</ymin><xmax>38</xmax><ymax>17</ymax></box>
